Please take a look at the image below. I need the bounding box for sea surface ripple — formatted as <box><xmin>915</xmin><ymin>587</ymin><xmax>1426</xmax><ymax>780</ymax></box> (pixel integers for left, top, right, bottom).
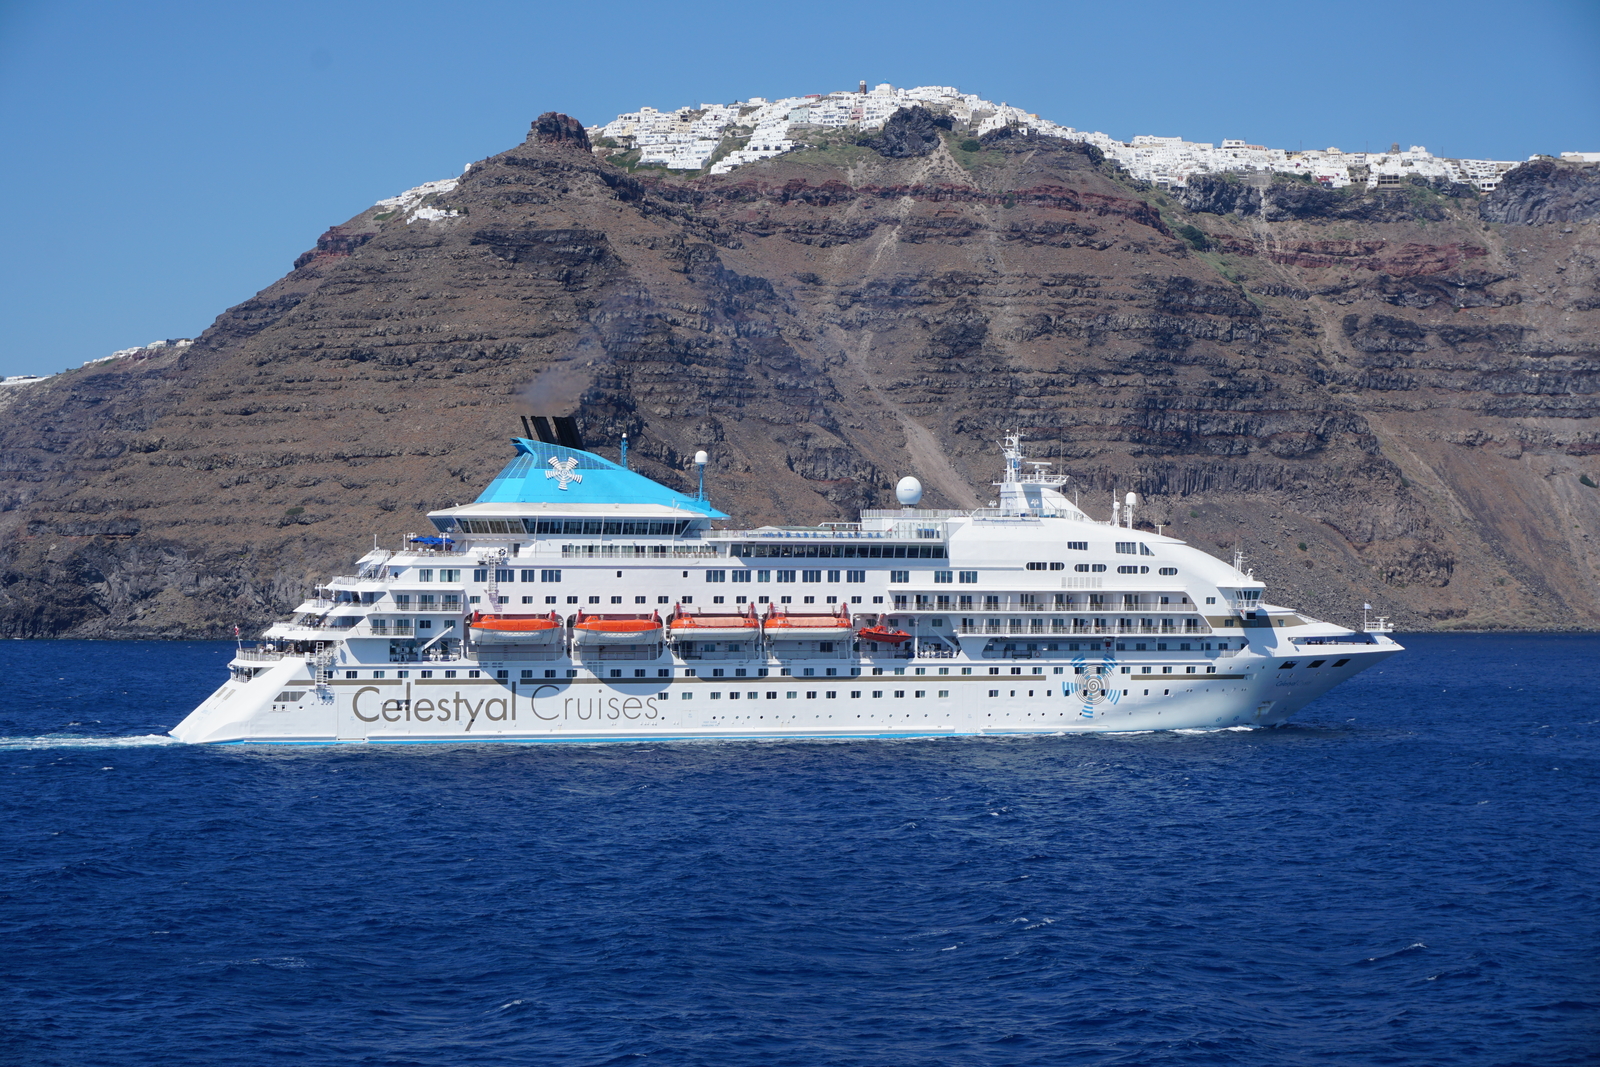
<box><xmin>2</xmin><ymin>635</ymin><xmax>1597</xmax><ymax>1066</ymax></box>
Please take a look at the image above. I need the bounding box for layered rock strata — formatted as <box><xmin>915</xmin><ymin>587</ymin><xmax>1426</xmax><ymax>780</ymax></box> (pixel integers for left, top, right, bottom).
<box><xmin>2</xmin><ymin>115</ymin><xmax>1597</xmax><ymax>636</ymax></box>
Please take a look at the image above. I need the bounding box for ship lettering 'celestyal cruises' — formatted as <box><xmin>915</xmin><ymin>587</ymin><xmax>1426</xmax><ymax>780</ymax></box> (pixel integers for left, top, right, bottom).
<box><xmin>171</xmin><ymin>420</ymin><xmax>1402</xmax><ymax>744</ymax></box>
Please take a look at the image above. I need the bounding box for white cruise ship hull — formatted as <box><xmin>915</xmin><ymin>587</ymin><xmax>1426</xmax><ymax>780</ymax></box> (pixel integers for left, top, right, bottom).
<box><xmin>171</xmin><ymin>642</ymin><xmax>1401</xmax><ymax>744</ymax></box>
<box><xmin>171</xmin><ymin>431</ymin><xmax>1405</xmax><ymax>744</ymax></box>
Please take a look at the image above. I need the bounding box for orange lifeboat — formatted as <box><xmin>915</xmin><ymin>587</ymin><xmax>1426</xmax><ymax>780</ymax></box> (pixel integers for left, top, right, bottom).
<box><xmin>762</xmin><ymin>604</ymin><xmax>854</xmax><ymax>639</ymax></box>
<box><xmin>668</xmin><ymin>603</ymin><xmax>760</xmax><ymax>640</ymax></box>
<box><xmin>856</xmin><ymin>623</ymin><xmax>913</xmax><ymax>645</ymax></box>
<box><xmin>469</xmin><ymin>610</ymin><xmax>562</xmax><ymax>645</ymax></box>
<box><xmin>572</xmin><ymin>609</ymin><xmax>664</xmax><ymax>645</ymax></box>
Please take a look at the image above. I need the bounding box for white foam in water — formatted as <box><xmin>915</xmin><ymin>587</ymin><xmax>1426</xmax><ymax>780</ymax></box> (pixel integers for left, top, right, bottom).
<box><xmin>0</xmin><ymin>734</ymin><xmax>182</xmax><ymax>751</ymax></box>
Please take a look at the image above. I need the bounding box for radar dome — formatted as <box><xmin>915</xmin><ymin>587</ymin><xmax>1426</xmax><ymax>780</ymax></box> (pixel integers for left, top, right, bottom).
<box><xmin>694</xmin><ymin>450</ymin><xmax>708</xmax><ymax>467</ymax></box>
<box><xmin>895</xmin><ymin>476</ymin><xmax>923</xmax><ymax>506</ymax></box>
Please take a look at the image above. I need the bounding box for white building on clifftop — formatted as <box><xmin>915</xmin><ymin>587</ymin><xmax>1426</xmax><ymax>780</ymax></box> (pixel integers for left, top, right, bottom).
<box><xmin>588</xmin><ymin>83</ymin><xmax>1522</xmax><ymax>190</ymax></box>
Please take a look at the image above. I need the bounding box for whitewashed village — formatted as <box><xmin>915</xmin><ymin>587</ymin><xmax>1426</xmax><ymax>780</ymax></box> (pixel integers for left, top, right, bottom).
<box><xmin>592</xmin><ymin>80</ymin><xmax>1588</xmax><ymax>191</ymax></box>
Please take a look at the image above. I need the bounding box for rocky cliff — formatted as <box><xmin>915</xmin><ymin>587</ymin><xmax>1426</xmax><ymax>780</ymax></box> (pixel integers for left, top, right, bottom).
<box><xmin>2</xmin><ymin>112</ymin><xmax>1598</xmax><ymax>637</ymax></box>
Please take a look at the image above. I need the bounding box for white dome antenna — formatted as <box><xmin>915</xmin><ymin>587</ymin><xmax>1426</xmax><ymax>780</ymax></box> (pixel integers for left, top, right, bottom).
<box><xmin>694</xmin><ymin>450</ymin><xmax>709</xmax><ymax>502</ymax></box>
<box><xmin>896</xmin><ymin>476</ymin><xmax>923</xmax><ymax>507</ymax></box>
<box><xmin>1124</xmin><ymin>491</ymin><xmax>1137</xmax><ymax>529</ymax></box>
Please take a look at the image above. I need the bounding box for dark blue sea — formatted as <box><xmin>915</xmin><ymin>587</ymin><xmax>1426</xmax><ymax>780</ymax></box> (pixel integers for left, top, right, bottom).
<box><xmin>2</xmin><ymin>634</ymin><xmax>1597</xmax><ymax>1066</ymax></box>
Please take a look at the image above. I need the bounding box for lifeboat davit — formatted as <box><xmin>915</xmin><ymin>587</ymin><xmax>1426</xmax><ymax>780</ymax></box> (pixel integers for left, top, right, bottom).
<box><xmin>572</xmin><ymin>609</ymin><xmax>664</xmax><ymax>645</ymax></box>
<box><xmin>668</xmin><ymin>603</ymin><xmax>760</xmax><ymax>640</ymax></box>
<box><xmin>856</xmin><ymin>623</ymin><xmax>913</xmax><ymax>645</ymax></box>
<box><xmin>468</xmin><ymin>610</ymin><xmax>563</xmax><ymax>645</ymax></box>
<box><xmin>762</xmin><ymin>604</ymin><xmax>854</xmax><ymax>639</ymax></box>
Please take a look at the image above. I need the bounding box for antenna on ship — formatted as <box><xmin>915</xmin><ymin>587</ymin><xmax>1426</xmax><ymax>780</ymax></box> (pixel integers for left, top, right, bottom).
<box><xmin>1124</xmin><ymin>491</ymin><xmax>1137</xmax><ymax>530</ymax></box>
<box><xmin>694</xmin><ymin>450</ymin><xmax>708</xmax><ymax>503</ymax></box>
<box><xmin>621</xmin><ymin>433</ymin><xmax>629</xmax><ymax>469</ymax></box>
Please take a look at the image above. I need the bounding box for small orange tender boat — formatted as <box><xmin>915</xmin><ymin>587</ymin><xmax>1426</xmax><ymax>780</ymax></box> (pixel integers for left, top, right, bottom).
<box><xmin>668</xmin><ymin>603</ymin><xmax>760</xmax><ymax>640</ymax></box>
<box><xmin>762</xmin><ymin>604</ymin><xmax>854</xmax><ymax>639</ymax></box>
<box><xmin>469</xmin><ymin>610</ymin><xmax>562</xmax><ymax>644</ymax></box>
<box><xmin>572</xmin><ymin>609</ymin><xmax>663</xmax><ymax>645</ymax></box>
<box><xmin>856</xmin><ymin>623</ymin><xmax>913</xmax><ymax>645</ymax></box>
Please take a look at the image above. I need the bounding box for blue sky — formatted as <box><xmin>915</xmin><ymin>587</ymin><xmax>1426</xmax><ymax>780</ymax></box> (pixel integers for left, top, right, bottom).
<box><xmin>1</xmin><ymin>0</ymin><xmax>1596</xmax><ymax>380</ymax></box>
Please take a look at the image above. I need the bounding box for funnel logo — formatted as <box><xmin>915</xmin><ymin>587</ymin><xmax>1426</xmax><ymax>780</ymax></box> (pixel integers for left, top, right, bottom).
<box><xmin>545</xmin><ymin>456</ymin><xmax>583</xmax><ymax>490</ymax></box>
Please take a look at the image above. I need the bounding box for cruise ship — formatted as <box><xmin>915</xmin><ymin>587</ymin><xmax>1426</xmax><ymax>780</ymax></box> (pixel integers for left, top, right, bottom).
<box><xmin>170</xmin><ymin>419</ymin><xmax>1402</xmax><ymax>744</ymax></box>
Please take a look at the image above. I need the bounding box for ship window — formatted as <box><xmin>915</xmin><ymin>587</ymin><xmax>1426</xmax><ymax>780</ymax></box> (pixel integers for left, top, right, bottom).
<box><xmin>959</xmin><ymin>571</ymin><xmax>978</xmax><ymax>583</ymax></box>
<box><xmin>989</xmin><ymin>690</ymin><xmax>999</xmax><ymax>697</ymax></box>
<box><xmin>1075</xmin><ymin>564</ymin><xmax>1090</xmax><ymax>572</ymax></box>
<box><xmin>1117</xmin><ymin>566</ymin><xmax>1138</xmax><ymax>574</ymax></box>
<box><xmin>732</xmin><ymin>571</ymin><xmax>752</xmax><ymax>583</ymax></box>
<box><xmin>417</xmin><ymin>569</ymin><xmax>434</xmax><ymax>582</ymax></box>
<box><xmin>890</xmin><ymin>570</ymin><xmax>910</xmax><ymax>583</ymax></box>
<box><xmin>1278</xmin><ymin>661</ymin><xmax>1297</xmax><ymax>669</ymax></box>
<box><xmin>1140</xmin><ymin>544</ymin><xmax>1155</xmax><ymax>556</ymax></box>
<box><xmin>1067</xmin><ymin>541</ymin><xmax>1087</xmax><ymax>551</ymax></box>
<box><xmin>1092</xmin><ymin>564</ymin><xmax>1106</xmax><ymax>572</ymax></box>
<box><xmin>344</xmin><ymin>671</ymin><xmax>358</xmax><ymax>679</ymax></box>
<box><xmin>828</xmin><ymin>570</ymin><xmax>841</xmax><ymax>582</ymax></box>
<box><xmin>1309</xmin><ymin>660</ymin><xmax>1326</xmax><ymax>668</ymax></box>
<box><xmin>706</xmin><ymin>570</ymin><xmax>727</xmax><ymax>582</ymax></box>
<box><xmin>757</xmin><ymin>570</ymin><xmax>771</xmax><ymax>582</ymax></box>
<box><xmin>473</xmin><ymin>569</ymin><xmax>488</xmax><ymax>582</ymax></box>
<box><xmin>1334</xmin><ymin>658</ymin><xmax>1350</xmax><ymax>667</ymax></box>
<box><xmin>1026</xmin><ymin>562</ymin><xmax>1048</xmax><ymax>571</ymax></box>
<box><xmin>1205</xmin><ymin>596</ymin><xmax>1215</xmax><ymax>603</ymax></box>
<box><xmin>495</xmin><ymin>569</ymin><xmax>515</xmax><ymax>583</ymax></box>
<box><xmin>846</xmin><ymin>570</ymin><xmax>865</xmax><ymax>583</ymax></box>
<box><xmin>1115</xmin><ymin>543</ymin><xmax>1137</xmax><ymax>554</ymax></box>
<box><xmin>1049</xmin><ymin>562</ymin><xmax>1065</xmax><ymax>570</ymax></box>
<box><xmin>934</xmin><ymin>570</ymin><xmax>953</xmax><ymax>583</ymax></box>
<box><xmin>1159</xmin><ymin>567</ymin><xmax>1178</xmax><ymax>576</ymax></box>
<box><xmin>539</xmin><ymin>570</ymin><xmax>560</xmax><ymax>583</ymax></box>
<box><xmin>802</xmin><ymin>570</ymin><xmax>821</xmax><ymax>582</ymax></box>
<box><xmin>520</xmin><ymin>569</ymin><xmax>538</xmax><ymax>582</ymax></box>
<box><xmin>611</xmin><ymin>596</ymin><xmax>622</xmax><ymax>604</ymax></box>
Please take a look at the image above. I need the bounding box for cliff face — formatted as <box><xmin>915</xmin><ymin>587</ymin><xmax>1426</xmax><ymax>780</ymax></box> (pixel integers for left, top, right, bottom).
<box><xmin>2</xmin><ymin>115</ymin><xmax>1598</xmax><ymax>637</ymax></box>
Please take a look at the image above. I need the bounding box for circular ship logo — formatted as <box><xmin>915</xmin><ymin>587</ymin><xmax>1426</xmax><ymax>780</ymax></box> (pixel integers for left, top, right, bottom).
<box><xmin>1078</xmin><ymin>674</ymin><xmax>1107</xmax><ymax>705</ymax></box>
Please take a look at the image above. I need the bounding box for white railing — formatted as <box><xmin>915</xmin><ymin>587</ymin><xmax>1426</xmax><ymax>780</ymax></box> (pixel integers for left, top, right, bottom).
<box><xmin>234</xmin><ymin>649</ymin><xmax>291</xmax><ymax>663</ymax></box>
<box><xmin>561</xmin><ymin>544</ymin><xmax>721</xmax><ymax>558</ymax></box>
<box><xmin>956</xmin><ymin>622</ymin><xmax>1211</xmax><ymax>636</ymax></box>
<box><xmin>894</xmin><ymin>601</ymin><xmax>1201</xmax><ymax>613</ymax></box>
